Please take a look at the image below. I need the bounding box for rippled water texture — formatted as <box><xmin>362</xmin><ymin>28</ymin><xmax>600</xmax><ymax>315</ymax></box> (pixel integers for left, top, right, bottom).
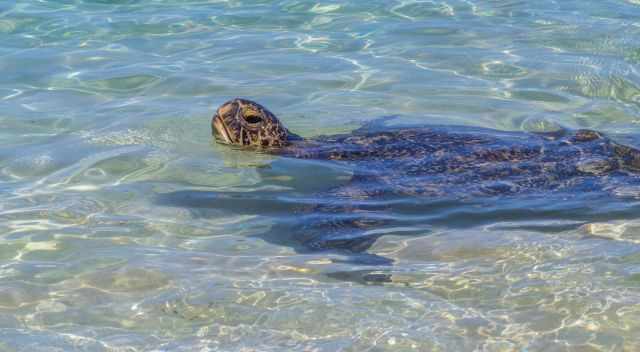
<box><xmin>2</xmin><ymin>0</ymin><xmax>640</xmax><ymax>351</ymax></box>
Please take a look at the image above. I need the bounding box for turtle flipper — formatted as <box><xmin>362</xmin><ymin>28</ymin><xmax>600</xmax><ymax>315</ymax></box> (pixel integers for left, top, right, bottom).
<box><xmin>564</xmin><ymin>129</ymin><xmax>640</xmax><ymax>172</ymax></box>
<box><xmin>613</xmin><ymin>142</ymin><xmax>640</xmax><ymax>171</ymax></box>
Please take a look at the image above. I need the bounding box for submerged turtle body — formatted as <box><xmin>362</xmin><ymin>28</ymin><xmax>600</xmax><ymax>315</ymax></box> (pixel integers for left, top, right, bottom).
<box><xmin>208</xmin><ymin>98</ymin><xmax>640</xmax><ymax>254</ymax></box>
<box><xmin>286</xmin><ymin>126</ymin><xmax>638</xmax><ymax>197</ymax></box>
<box><xmin>212</xmin><ymin>98</ymin><xmax>640</xmax><ymax>198</ymax></box>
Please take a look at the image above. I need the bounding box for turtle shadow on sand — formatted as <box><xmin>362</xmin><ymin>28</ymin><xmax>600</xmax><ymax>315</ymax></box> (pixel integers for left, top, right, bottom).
<box><xmin>157</xmin><ymin>99</ymin><xmax>640</xmax><ymax>269</ymax></box>
<box><xmin>156</xmin><ymin>160</ymin><xmax>640</xmax><ymax>267</ymax></box>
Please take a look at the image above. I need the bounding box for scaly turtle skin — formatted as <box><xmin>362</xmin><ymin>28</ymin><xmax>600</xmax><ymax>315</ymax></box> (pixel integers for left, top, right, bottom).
<box><xmin>212</xmin><ymin>98</ymin><xmax>640</xmax><ymax>196</ymax></box>
<box><xmin>210</xmin><ymin>98</ymin><xmax>640</xmax><ymax>253</ymax></box>
<box><xmin>212</xmin><ymin>98</ymin><xmax>293</xmax><ymax>148</ymax></box>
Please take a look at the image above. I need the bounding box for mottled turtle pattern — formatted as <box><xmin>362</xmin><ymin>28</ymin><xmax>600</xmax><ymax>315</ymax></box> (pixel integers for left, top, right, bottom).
<box><xmin>209</xmin><ymin>98</ymin><xmax>640</xmax><ymax>254</ymax></box>
<box><xmin>212</xmin><ymin>98</ymin><xmax>292</xmax><ymax>148</ymax></box>
<box><xmin>212</xmin><ymin>98</ymin><xmax>640</xmax><ymax>197</ymax></box>
<box><xmin>287</xmin><ymin>126</ymin><xmax>640</xmax><ymax>198</ymax></box>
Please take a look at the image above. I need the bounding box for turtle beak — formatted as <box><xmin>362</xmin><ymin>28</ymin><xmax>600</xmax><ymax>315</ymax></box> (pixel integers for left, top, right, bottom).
<box><xmin>212</xmin><ymin>113</ymin><xmax>232</xmax><ymax>144</ymax></box>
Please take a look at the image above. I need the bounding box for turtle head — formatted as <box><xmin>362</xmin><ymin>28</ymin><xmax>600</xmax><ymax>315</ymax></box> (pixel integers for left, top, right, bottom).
<box><xmin>211</xmin><ymin>98</ymin><xmax>291</xmax><ymax>148</ymax></box>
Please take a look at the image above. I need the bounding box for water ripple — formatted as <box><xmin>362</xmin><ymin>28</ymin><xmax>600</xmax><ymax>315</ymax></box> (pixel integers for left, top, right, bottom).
<box><xmin>2</xmin><ymin>0</ymin><xmax>640</xmax><ymax>350</ymax></box>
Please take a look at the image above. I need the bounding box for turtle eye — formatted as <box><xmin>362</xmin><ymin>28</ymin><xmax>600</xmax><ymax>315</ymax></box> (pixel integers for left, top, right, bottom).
<box><xmin>244</xmin><ymin>114</ymin><xmax>263</xmax><ymax>124</ymax></box>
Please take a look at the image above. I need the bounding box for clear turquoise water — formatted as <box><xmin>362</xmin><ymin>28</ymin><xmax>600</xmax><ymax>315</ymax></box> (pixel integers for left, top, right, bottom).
<box><xmin>2</xmin><ymin>0</ymin><xmax>640</xmax><ymax>351</ymax></box>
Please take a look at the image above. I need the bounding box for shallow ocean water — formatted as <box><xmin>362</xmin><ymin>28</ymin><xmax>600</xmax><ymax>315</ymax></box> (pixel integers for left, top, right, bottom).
<box><xmin>2</xmin><ymin>0</ymin><xmax>640</xmax><ymax>351</ymax></box>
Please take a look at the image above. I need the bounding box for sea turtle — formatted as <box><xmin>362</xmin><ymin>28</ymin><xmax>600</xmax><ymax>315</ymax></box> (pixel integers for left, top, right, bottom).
<box><xmin>205</xmin><ymin>98</ymin><xmax>640</xmax><ymax>256</ymax></box>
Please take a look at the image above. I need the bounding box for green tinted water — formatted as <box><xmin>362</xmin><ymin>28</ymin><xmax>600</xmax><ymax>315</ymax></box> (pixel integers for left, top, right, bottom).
<box><xmin>1</xmin><ymin>0</ymin><xmax>640</xmax><ymax>351</ymax></box>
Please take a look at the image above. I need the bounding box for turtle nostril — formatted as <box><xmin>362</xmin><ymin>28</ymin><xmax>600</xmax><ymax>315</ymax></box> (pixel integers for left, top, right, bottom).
<box><xmin>245</xmin><ymin>115</ymin><xmax>262</xmax><ymax>124</ymax></box>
